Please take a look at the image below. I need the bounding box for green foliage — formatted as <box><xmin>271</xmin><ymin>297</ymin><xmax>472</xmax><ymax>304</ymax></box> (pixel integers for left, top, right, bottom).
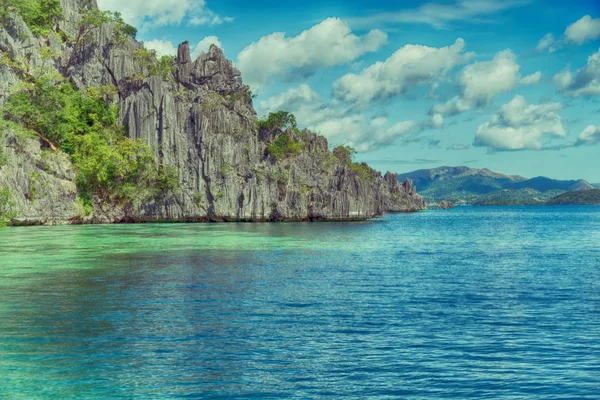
<box><xmin>225</xmin><ymin>89</ymin><xmax>254</xmax><ymax>106</ymax></box>
<box><xmin>333</xmin><ymin>145</ymin><xmax>356</xmax><ymax>166</ymax></box>
<box><xmin>546</xmin><ymin>189</ymin><xmax>600</xmax><ymax>205</ymax></box>
<box><xmin>219</xmin><ymin>162</ymin><xmax>234</xmax><ymax>177</ymax></box>
<box><xmin>26</xmin><ymin>171</ymin><xmax>46</xmax><ymax>202</ymax></box>
<box><xmin>201</xmin><ymin>92</ymin><xmax>223</xmax><ymax>110</ymax></box>
<box><xmin>72</xmin><ymin>130</ymin><xmax>178</xmax><ymax>206</ymax></box>
<box><xmin>266</xmin><ymin>133</ymin><xmax>303</xmax><ymax>161</ymax></box>
<box><xmin>317</xmin><ymin>152</ymin><xmax>337</xmax><ymax>173</ymax></box>
<box><xmin>0</xmin><ymin>50</ymin><xmax>29</xmax><ymax>80</ymax></box>
<box><xmin>257</xmin><ymin>111</ymin><xmax>297</xmax><ymax>132</ymax></box>
<box><xmin>192</xmin><ymin>192</ymin><xmax>204</xmax><ymax>207</ymax></box>
<box><xmin>77</xmin><ymin>196</ymin><xmax>93</xmax><ymax>217</ymax></box>
<box><xmin>0</xmin><ymin>186</ymin><xmax>17</xmax><ymax>227</ymax></box>
<box><xmin>268</xmin><ymin>169</ymin><xmax>289</xmax><ymax>185</ymax></box>
<box><xmin>333</xmin><ymin>145</ymin><xmax>375</xmax><ymax>181</ymax></box>
<box><xmin>0</xmin><ymin>130</ymin><xmax>6</xmax><ymax>166</ymax></box>
<box><xmin>3</xmin><ymin>72</ymin><xmax>119</xmax><ymax>153</ymax></box>
<box><xmin>0</xmin><ymin>0</ymin><xmax>63</xmax><ymax>37</ymax></box>
<box><xmin>299</xmin><ymin>185</ymin><xmax>312</xmax><ymax>196</ymax></box>
<box><xmin>2</xmin><ymin>71</ymin><xmax>178</xmax><ymax>210</ymax></box>
<box><xmin>349</xmin><ymin>162</ymin><xmax>376</xmax><ymax>182</ymax></box>
<box><xmin>81</xmin><ymin>9</ymin><xmax>137</xmax><ymax>40</ymax></box>
<box><xmin>71</xmin><ymin>9</ymin><xmax>136</xmax><ymax>54</ymax></box>
<box><xmin>132</xmin><ymin>48</ymin><xmax>175</xmax><ymax>81</ymax></box>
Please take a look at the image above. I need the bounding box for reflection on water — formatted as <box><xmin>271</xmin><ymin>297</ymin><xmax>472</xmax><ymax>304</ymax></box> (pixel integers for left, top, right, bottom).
<box><xmin>1</xmin><ymin>207</ymin><xmax>600</xmax><ymax>398</ymax></box>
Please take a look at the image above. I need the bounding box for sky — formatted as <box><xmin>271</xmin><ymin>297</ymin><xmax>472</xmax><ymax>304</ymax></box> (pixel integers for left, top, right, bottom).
<box><xmin>96</xmin><ymin>0</ymin><xmax>600</xmax><ymax>182</ymax></box>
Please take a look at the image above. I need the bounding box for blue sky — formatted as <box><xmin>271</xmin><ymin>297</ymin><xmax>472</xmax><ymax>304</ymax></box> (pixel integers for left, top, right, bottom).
<box><xmin>96</xmin><ymin>0</ymin><xmax>600</xmax><ymax>182</ymax></box>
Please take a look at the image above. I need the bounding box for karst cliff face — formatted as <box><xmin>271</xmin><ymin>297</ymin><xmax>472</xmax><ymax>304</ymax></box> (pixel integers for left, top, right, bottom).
<box><xmin>0</xmin><ymin>0</ymin><xmax>426</xmax><ymax>225</ymax></box>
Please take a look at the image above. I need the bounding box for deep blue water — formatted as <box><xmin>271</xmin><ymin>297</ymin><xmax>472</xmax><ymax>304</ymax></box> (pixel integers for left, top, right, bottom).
<box><xmin>0</xmin><ymin>206</ymin><xmax>599</xmax><ymax>398</ymax></box>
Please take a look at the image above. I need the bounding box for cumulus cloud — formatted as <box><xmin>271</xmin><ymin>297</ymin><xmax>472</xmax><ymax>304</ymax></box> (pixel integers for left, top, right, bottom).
<box><xmin>349</xmin><ymin>0</ymin><xmax>531</xmax><ymax>29</ymax></box>
<box><xmin>553</xmin><ymin>48</ymin><xmax>600</xmax><ymax>97</ymax></box>
<box><xmin>565</xmin><ymin>15</ymin><xmax>600</xmax><ymax>44</ymax></box>
<box><xmin>96</xmin><ymin>0</ymin><xmax>232</xmax><ymax>29</ymax></box>
<box><xmin>191</xmin><ymin>36</ymin><xmax>223</xmax><ymax>59</ymax></box>
<box><xmin>311</xmin><ymin>116</ymin><xmax>426</xmax><ymax>152</ymax></box>
<box><xmin>474</xmin><ymin>95</ymin><xmax>566</xmax><ymax>151</ymax></box>
<box><xmin>520</xmin><ymin>71</ymin><xmax>542</xmax><ymax>85</ymax></box>
<box><xmin>259</xmin><ymin>84</ymin><xmax>321</xmax><ymax>113</ymax></box>
<box><xmin>458</xmin><ymin>50</ymin><xmax>521</xmax><ymax>106</ymax></box>
<box><xmin>537</xmin><ymin>15</ymin><xmax>600</xmax><ymax>53</ymax></box>
<box><xmin>431</xmin><ymin>50</ymin><xmax>540</xmax><ymax>116</ymax></box>
<box><xmin>430</xmin><ymin>96</ymin><xmax>473</xmax><ymax>116</ymax></box>
<box><xmin>536</xmin><ymin>33</ymin><xmax>557</xmax><ymax>52</ymax></box>
<box><xmin>144</xmin><ymin>39</ymin><xmax>177</xmax><ymax>57</ymax></box>
<box><xmin>260</xmin><ymin>84</ymin><xmax>442</xmax><ymax>151</ymax></box>
<box><xmin>333</xmin><ymin>39</ymin><xmax>473</xmax><ymax>103</ymax></box>
<box><xmin>576</xmin><ymin>125</ymin><xmax>600</xmax><ymax>146</ymax></box>
<box><xmin>144</xmin><ymin>36</ymin><xmax>223</xmax><ymax>59</ymax></box>
<box><xmin>237</xmin><ymin>18</ymin><xmax>387</xmax><ymax>89</ymax></box>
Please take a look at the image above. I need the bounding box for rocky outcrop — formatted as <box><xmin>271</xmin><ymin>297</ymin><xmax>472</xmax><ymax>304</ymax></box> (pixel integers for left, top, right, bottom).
<box><xmin>437</xmin><ymin>200</ymin><xmax>454</xmax><ymax>210</ymax></box>
<box><xmin>0</xmin><ymin>0</ymin><xmax>426</xmax><ymax>225</ymax></box>
<box><xmin>0</xmin><ymin>131</ymin><xmax>81</xmax><ymax>225</ymax></box>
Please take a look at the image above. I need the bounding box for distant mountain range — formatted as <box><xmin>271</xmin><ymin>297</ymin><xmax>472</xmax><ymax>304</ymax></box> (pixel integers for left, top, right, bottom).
<box><xmin>397</xmin><ymin>166</ymin><xmax>594</xmax><ymax>205</ymax></box>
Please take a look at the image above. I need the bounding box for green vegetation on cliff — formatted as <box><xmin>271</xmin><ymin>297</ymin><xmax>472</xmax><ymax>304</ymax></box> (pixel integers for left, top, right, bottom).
<box><xmin>0</xmin><ymin>0</ymin><xmax>62</xmax><ymax>36</ymax></box>
<box><xmin>333</xmin><ymin>145</ymin><xmax>376</xmax><ymax>182</ymax></box>
<box><xmin>0</xmin><ymin>186</ymin><xmax>17</xmax><ymax>226</ymax></box>
<box><xmin>2</xmin><ymin>71</ymin><xmax>178</xmax><ymax>208</ymax></box>
<box><xmin>266</xmin><ymin>133</ymin><xmax>303</xmax><ymax>161</ymax></box>
<box><xmin>132</xmin><ymin>48</ymin><xmax>175</xmax><ymax>81</ymax></box>
<box><xmin>257</xmin><ymin>111</ymin><xmax>297</xmax><ymax>132</ymax></box>
<box><xmin>547</xmin><ymin>189</ymin><xmax>600</xmax><ymax>205</ymax></box>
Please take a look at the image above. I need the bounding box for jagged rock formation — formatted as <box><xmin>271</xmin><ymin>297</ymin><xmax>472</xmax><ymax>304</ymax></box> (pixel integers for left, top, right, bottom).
<box><xmin>0</xmin><ymin>0</ymin><xmax>425</xmax><ymax>225</ymax></box>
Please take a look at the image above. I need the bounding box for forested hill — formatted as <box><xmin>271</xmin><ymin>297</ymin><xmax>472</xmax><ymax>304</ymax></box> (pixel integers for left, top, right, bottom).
<box><xmin>547</xmin><ymin>189</ymin><xmax>600</xmax><ymax>205</ymax></box>
<box><xmin>0</xmin><ymin>0</ymin><xmax>425</xmax><ymax>226</ymax></box>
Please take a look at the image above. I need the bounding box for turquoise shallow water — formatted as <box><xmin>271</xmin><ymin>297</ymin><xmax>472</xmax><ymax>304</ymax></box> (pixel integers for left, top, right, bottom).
<box><xmin>0</xmin><ymin>206</ymin><xmax>599</xmax><ymax>398</ymax></box>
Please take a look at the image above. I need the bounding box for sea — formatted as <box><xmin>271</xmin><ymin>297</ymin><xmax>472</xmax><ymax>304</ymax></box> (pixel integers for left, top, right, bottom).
<box><xmin>0</xmin><ymin>206</ymin><xmax>599</xmax><ymax>398</ymax></box>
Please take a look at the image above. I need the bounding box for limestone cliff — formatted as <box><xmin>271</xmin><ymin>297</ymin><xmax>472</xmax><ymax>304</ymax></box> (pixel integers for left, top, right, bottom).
<box><xmin>0</xmin><ymin>0</ymin><xmax>425</xmax><ymax>225</ymax></box>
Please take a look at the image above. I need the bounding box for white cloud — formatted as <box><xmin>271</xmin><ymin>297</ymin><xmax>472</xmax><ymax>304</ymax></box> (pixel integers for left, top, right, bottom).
<box><xmin>349</xmin><ymin>0</ymin><xmax>531</xmax><ymax>29</ymax></box>
<box><xmin>474</xmin><ymin>95</ymin><xmax>566</xmax><ymax>151</ymax></box>
<box><xmin>458</xmin><ymin>50</ymin><xmax>520</xmax><ymax>106</ymax></box>
<box><xmin>520</xmin><ymin>71</ymin><xmax>542</xmax><ymax>85</ymax></box>
<box><xmin>144</xmin><ymin>39</ymin><xmax>177</xmax><ymax>57</ymax></box>
<box><xmin>191</xmin><ymin>36</ymin><xmax>223</xmax><ymax>59</ymax></box>
<box><xmin>259</xmin><ymin>84</ymin><xmax>320</xmax><ymax>113</ymax></box>
<box><xmin>450</xmin><ymin>144</ymin><xmax>470</xmax><ymax>150</ymax></box>
<box><xmin>553</xmin><ymin>48</ymin><xmax>600</xmax><ymax>97</ymax></box>
<box><xmin>576</xmin><ymin>125</ymin><xmax>600</xmax><ymax>146</ymax></box>
<box><xmin>429</xmin><ymin>113</ymin><xmax>444</xmax><ymax>129</ymax></box>
<box><xmin>96</xmin><ymin>0</ymin><xmax>232</xmax><ymax>29</ymax></box>
<box><xmin>565</xmin><ymin>15</ymin><xmax>600</xmax><ymax>44</ymax></box>
<box><xmin>260</xmin><ymin>84</ymin><xmax>442</xmax><ymax>151</ymax></box>
<box><xmin>313</xmin><ymin>116</ymin><xmax>423</xmax><ymax>152</ymax></box>
<box><xmin>431</xmin><ymin>49</ymin><xmax>539</xmax><ymax>116</ymax></box>
<box><xmin>144</xmin><ymin>36</ymin><xmax>223</xmax><ymax>59</ymax></box>
<box><xmin>430</xmin><ymin>96</ymin><xmax>473</xmax><ymax>116</ymax></box>
<box><xmin>536</xmin><ymin>33</ymin><xmax>556</xmax><ymax>52</ymax></box>
<box><xmin>333</xmin><ymin>38</ymin><xmax>474</xmax><ymax>103</ymax></box>
<box><xmin>189</xmin><ymin>15</ymin><xmax>234</xmax><ymax>27</ymax></box>
<box><xmin>237</xmin><ymin>18</ymin><xmax>387</xmax><ymax>89</ymax></box>
<box><xmin>537</xmin><ymin>15</ymin><xmax>600</xmax><ymax>53</ymax></box>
